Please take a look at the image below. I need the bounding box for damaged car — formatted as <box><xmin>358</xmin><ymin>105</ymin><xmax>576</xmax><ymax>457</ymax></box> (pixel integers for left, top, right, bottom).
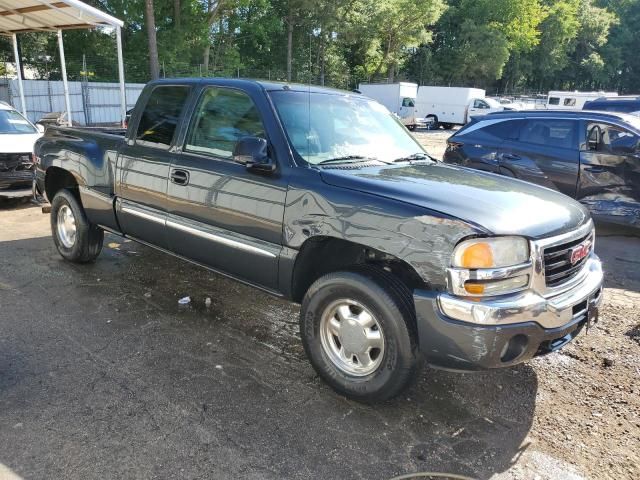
<box><xmin>0</xmin><ymin>101</ymin><xmax>43</xmax><ymax>198</ymax></box>
<box><xmin>443</xmin><ymin>110</ymin><xmax>640</xmax><ymax>229</ymax></box>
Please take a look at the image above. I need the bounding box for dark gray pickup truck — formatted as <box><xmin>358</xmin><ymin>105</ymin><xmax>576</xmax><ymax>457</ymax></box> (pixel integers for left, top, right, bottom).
<box><xmin>34</xmin><ymin>78</ymin><xmax>603</xmax><ymax>402</ymax></box>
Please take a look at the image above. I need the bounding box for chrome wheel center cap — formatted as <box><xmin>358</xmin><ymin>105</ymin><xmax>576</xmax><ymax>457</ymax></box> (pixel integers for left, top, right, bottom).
<box><xmin>319</xmin><ymin>299</ymin><xmax>385</xmax><ymax>376</ymax></box>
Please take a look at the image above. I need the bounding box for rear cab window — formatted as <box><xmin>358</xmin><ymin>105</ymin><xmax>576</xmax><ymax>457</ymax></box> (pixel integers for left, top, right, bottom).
<box><xmin>135</xmin><ymin>86</ymin><xmax>191</xmax><ymax>148</ymax></box>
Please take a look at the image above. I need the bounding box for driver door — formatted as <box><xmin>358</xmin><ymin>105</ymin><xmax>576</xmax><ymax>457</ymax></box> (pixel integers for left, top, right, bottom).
<box><xmin>468</xmin><ymin>99</ymin><xmax>490</xmax><ymax>117</ymax></box>
<box><xmin>165</xmin><ymin>86</ymin><xmax>287</xmax><ymax>289</ymax></box>
<box><xmin>579</xmin><ymin>121</ymin><xmax>640</xmax><ymax>225</ymax></box>
<box><xmin>398</xmin><ymin>97</ymin><xmax>415</xmax><ymax>123</ymax></box>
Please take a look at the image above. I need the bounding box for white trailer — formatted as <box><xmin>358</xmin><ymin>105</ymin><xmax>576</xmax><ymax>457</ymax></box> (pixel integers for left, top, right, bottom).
<box><xmin>415</xmin><ymin>86</ymin><xmax>504</xmax><ymax>129</ymax></box>
<box><xmin>358</xmin><ymin>82</ymin><xmax>420</xmax><ymax>130</ymax></box>
<box><xmin>546</xmin><ymin>91</ymin><xmax>618</xmax><ymax>110</ymax></box>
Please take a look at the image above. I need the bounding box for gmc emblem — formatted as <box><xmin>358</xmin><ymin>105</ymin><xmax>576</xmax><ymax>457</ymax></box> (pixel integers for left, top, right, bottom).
<box><xmin>570</xmin><ymin>240</ymin><xmax>592</xmax><ymax>265</ymax></box>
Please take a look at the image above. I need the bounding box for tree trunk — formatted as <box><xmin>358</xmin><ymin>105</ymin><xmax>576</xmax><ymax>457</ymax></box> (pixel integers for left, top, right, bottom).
<box><xmin>145</xmin><ymin>0</ymin><xmax>160</xmax><ymax>80</ymax></box>
<box><xmin>319</xmin><ymin>37</ymin><xmax>325</xmax><ymax>86</ymax></box>
<box><xmin>286</xmin><ymin>16</ymin><xmax>293</xmax><ymax>82</ymax></box>
<box><xmin>203</xmin><ymin>44</ymin><xmax>211</xmax><ymax>73</ymax></box>
<box><xmin>174</xmin><ymin>0</ymin><xmax>181</xmax><ymax>28</ymax></box>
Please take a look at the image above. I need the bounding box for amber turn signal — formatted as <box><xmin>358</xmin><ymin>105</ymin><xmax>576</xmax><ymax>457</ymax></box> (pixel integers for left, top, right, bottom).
<box><xmin>460</xmin><ymin>242</ymin><xmax>494</xmax><ymax>269</ymax></box>
<box><xmin>464</xmin><ymin>282</ymin><xmax>485</xmax><ymax>294</ymax></box>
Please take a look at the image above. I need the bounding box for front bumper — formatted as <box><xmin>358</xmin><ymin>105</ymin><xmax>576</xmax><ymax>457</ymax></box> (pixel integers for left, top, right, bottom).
<box><xmin>413</xmin><ymin>255</ymin><xmax>603</xmax><ymax>371</ymax></box>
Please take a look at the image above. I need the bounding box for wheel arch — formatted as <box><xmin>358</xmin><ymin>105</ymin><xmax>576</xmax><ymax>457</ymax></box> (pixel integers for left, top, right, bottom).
<box><xmin>44</xmin><ymin>166</ymin><xmax>82</xmax><ymax>205</ymax></box>
<box><xmin>290</xmin><ymin>235</ymin><xmax>426</xmax><ymax>303</ymax></box>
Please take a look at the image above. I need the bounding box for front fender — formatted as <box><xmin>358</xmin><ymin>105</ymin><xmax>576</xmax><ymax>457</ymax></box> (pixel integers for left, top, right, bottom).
<box><xmin>283</xmin><ymin>183</ymin><xmax>483</xmax><ymax>289</ymax></box>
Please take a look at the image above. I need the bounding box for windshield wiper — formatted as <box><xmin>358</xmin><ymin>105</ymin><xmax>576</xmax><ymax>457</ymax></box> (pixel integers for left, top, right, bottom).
<box><xmin>317</xmin><ymin>155</ymin><xmax>385</xmax><ymax>165</ymax></box>
<box><xmin>393</xmin><ymin>152</ymin><xmax>435</xmax><ymax>163</ymax></box>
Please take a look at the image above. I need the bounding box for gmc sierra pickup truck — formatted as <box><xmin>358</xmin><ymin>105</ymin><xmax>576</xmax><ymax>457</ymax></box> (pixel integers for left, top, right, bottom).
<box><xmin>34</xmin><ymin>78</ymin><xmax>603</xmax><ymax>402</ymax></box>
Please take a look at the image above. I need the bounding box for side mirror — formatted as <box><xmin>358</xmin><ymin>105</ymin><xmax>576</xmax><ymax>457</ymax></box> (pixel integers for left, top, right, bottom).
<box><xmin>233</xmin><ymin>136</ymin><xmax>275</xmax><ymax>173</ymax></box>
<box><xmin>36</xmin><ymin>123</ymin><xmax>45</xmax><ymax>134</ymax></box>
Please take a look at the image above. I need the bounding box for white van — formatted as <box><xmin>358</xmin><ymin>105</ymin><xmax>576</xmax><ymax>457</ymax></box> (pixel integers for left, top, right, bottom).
<box><xmin>415</xmin><ymin>86</ymin><xmax>503</xmax><ymax>129</ymax></box>
<box><xmin>358</xmin><ymin>82</ymin><xmax>420</xmax><ymax>130</ymax></box>
<box><xmin>546</xmin><ymin>91</ymin><xmax>618</xmax><ymax>110</ymax></box>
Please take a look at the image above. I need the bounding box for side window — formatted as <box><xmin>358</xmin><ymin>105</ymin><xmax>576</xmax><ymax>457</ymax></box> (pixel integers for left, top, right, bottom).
<box><xmin>474</xmin><ymin>99</ymin><xmax>489</xmax><ymax>109</ymax></box>
<box><xmin>401</xmin><ymin>97</ymin><xmax>415</xmax><ymax>108</ymax></box>
<box><xmin>136</xmin><ymin>86</ymin><xmax>190</xmax><ymax>147</ymax></box>
<box><xmin>185</xmin><ymin>87</ymin><xmax>266</xmax><ymax>159</ymax></box>
<box><xmin>548</xmin><ymin>97</ymin><xmax>560</xmax><ymax>106</ymax></box>
<box><xmin>564</xmin><ymin>98</ymin><xmax>577</xmax><ymax>107</ymax></box>
<box><xmin>586</xmin><ymin>122</ymin><xmax>639</xmax><ymax>154</ymax></box>
<box><xmin>520</xmin><ymin>119</ymin><xmax>576</xmax><ymax>148</ymax></box>
<box><xmin>481</xmin><ymin>119</ymin><xmax>522</xmax><ymax>141</ymax></box>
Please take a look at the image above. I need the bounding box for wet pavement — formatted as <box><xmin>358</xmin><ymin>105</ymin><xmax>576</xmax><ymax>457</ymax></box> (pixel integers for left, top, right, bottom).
<box><xmin>0</xmin><ymin>199</ymin><xmax>638</xmax><ymax>480</ymax></box>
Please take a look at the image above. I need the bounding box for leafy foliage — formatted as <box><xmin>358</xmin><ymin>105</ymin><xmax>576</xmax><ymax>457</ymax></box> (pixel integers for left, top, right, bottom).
<box><xmin>0</xmin><ymin>0</ymin><xmax>638</xmax><ymax>93</ymax></box>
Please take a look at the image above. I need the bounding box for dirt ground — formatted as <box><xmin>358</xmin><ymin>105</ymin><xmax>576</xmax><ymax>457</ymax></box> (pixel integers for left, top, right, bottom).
<box><xmin>412</xmin><ymin>128</ymin><xmax>456</xmax><ymax>160</ymax></box>
<box><xmin>0</xmin><ymin>139</ymin><xmax>639</xmax><ymax>479</ymax></box>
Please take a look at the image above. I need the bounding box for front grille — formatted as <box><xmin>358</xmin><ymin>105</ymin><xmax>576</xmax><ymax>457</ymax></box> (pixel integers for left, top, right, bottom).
<box><xmin>0</xmin><ymin>153</ymin><xmax>34</xmax><ymax>173</ymax></box>
<box><xmin>543</xmin><ymin>232</ymin><xmax>592</xmax><ymax>288</ymax></box>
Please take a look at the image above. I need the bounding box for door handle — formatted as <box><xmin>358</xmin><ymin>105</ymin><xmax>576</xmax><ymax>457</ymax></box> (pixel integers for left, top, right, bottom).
<box><xmin>171</xmin><ymin>169</ymin><xmax>190</xmax><ymax>185</ymax></box>
<box><xmin>584</xmin><ymin>166</ymin><xmax>605</xmax><ymax>173</ymax></box>
<box><xmin>501</xmin><ymin>153</ymin><xmax>521</xmax><ymax>160</ymax></box>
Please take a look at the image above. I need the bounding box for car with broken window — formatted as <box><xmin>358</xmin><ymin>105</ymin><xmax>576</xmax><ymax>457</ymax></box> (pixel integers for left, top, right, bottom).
<box><xmin>33</xmin><ymin>79</ymin><xmax>603</xmax><ymax>402</ymax></box>
<box><xmin>443</xmin><ymin>110</ymin><xmax>640</xmax><ymax>229</ymax></box>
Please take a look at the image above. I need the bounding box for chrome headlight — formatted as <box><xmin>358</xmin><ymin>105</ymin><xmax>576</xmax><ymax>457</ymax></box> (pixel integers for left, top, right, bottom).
<box><xmin>448</xmin><ymin>236</ymin><xmax>532</xmax><ymax>296</ymax></box>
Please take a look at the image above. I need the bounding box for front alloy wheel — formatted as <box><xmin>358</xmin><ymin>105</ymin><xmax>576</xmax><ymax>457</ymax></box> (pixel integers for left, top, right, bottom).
<box><xmin>319</xmin><ymin>299</ymin><xmax>385</xmax><ymax>376</ymax></box>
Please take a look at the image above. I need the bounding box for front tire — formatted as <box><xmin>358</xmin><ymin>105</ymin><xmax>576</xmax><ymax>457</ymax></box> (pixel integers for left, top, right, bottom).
<box><xmin>51</xmin><ymin>189</ymin><xmax>104</xmax><ymax>263</ymax></box>
<box><xmin>300</xmin><ymin>268</ymin><xmax>420</xmax><ymax>402</ymax></box>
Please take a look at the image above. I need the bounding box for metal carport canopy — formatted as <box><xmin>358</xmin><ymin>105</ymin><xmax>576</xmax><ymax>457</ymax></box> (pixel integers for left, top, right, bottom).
<box><xmin>0</xmin><ymin>0</ymin><xmax>126</xmax><ymax>126</ymax></box>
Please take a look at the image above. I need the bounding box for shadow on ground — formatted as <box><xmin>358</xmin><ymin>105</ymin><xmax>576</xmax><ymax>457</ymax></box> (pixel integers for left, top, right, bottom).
<box><xmin>0</xmin><ymin>232</ymin><xmax>538</xmax><ymax>479</ymax></box>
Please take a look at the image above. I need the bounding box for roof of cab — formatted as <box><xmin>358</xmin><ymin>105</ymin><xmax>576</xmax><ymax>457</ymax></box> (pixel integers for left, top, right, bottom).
<box><xmin>147</xmin><ymin>77</ymin><xmax>356</xmax><ymax>96</ymax></box>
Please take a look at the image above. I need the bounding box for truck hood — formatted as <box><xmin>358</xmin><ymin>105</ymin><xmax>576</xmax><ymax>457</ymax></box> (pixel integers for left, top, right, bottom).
<box><xmin>319</xmin><ymin>162</ymin><xmax>590</xmax><ymax>239</ymax></box>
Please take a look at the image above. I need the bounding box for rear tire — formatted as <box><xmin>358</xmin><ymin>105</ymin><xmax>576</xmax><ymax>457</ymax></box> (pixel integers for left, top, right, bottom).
<box><xmin>51</xmin><ymin>189</ymin><xmax>104</xmax><ymax>263</ymax></box>
<box><xmin>441</xmin><ymin>123</ymin><xmax>454</xmax><ymax>130</ymax></box>
<box><xmin>426</xmin><ymin>115</ymin><xmax>439</xmax><ymax>130</ymax></box>
<box><xmin>300</xmin><ymin>267</ymin><xmax>420</xmax><ymax>402</ymax></box>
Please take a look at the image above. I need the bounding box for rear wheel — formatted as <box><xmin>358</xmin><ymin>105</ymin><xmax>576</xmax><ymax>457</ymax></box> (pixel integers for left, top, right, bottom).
<box><xmin>426</xmin><ymin>115</ymin><xmax>439</xmax><ymax>130</ymax></box>
<box><xmin>51</xmin><ymin>189</ymin><xmax>104</xmax><ymax>263</ymax></box>
<box><xmin>300</xmin><ymin>267</ymin><xmax>420</xmax><ymax>402</ymax></box>
<box><xmin>441</xmin><ymin>123</ymin><xmax>455</xmax><ymax>130</ymax></box>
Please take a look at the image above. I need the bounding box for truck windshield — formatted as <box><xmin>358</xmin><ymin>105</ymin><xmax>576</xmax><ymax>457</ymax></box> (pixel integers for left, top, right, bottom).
<box><xmin>0</xmin><ymin>109</ymin><xmax>37</xmax><ymax>134</ymax></box>
<box><xmin>269</xmin><ymin>91</ymin><xmax>426</xmax><ymax>165</ymax></box>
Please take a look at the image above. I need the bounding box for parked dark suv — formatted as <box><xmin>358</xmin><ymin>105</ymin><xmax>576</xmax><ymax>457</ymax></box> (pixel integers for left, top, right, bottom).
<box><xmin>443</xmin><ymin>110</ymin><xmax>640</xmax><ymax>229</ymax></box>
<box><xmin>584</xmin><ymin>96</ymin><xmax>640</xmax><ymax>115</ymax></box>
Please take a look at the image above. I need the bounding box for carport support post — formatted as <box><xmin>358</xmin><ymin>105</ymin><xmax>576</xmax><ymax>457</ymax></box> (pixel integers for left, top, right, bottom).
<box><xmin>11</xmin><ymin>34</ymin><xmax>26</xmax><ymax>117</ymax></box>
<box><xmin>57</xmin><ymin>29</ymin><xmax>73</xmax><ymax>126</ymax></box>
<box><xmin>116</xmin><ymin>26</ymin><xmax>127</xmax><ymax>128</ymax></box>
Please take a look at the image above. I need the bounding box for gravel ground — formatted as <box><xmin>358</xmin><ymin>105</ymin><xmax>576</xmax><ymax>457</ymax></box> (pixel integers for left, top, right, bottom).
<box><xmin>0</xmin><ymin>154</ymin><xmax>639</xmax><ymax>480</ymax></box>
<box><xmin>412</xmin><ymin>128</ymin><xmax>457</xmax><ymax>160</ymax></box>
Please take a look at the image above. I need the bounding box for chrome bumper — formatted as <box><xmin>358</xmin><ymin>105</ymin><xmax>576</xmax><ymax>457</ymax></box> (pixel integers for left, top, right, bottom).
<box><xmin>438</xmin><ymin>254</ymin><xmax>603</xmax><ymax>329</ymax></box>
